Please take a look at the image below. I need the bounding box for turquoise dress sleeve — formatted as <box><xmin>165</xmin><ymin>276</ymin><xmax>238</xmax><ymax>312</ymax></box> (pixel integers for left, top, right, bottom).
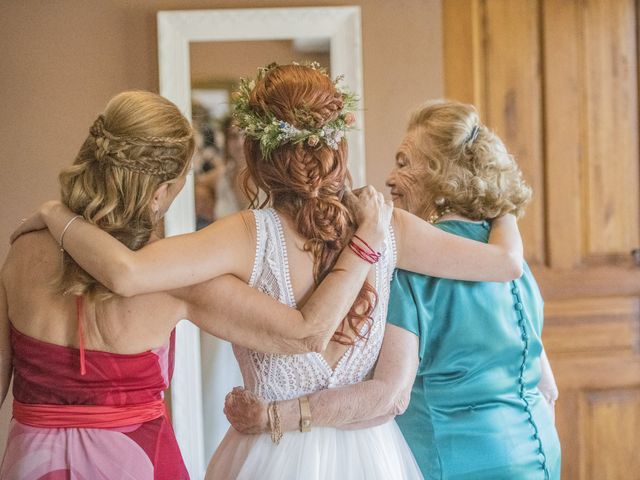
<box><xmin>388</xmin><ymin>271</ymin><xmax>421</xmax><ymax>337</ymax></box>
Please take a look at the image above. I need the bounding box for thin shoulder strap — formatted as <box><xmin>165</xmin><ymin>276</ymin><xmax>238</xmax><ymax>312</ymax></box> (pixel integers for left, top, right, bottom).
<box><xmin>75</xmin><ymin>296</ymin><xmax>87</xmax><ymax>376</ymax></box>
<box><xmin>265</xmin><ymin>208</ymin><xmax>297</xmax><ymax>307</ymax></box>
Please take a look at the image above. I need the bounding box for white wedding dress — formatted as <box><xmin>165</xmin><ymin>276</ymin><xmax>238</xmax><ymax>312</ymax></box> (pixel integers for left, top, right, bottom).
<box><xmin>206</xmin><ymin>208</ymin><xmax>423</xmax><ymax>480</ymax></box>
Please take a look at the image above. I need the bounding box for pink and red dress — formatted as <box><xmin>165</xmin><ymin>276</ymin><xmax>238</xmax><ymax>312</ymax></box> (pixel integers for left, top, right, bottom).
<box><xmin>0</xmin><ymin>298</ymin><xmax>189</xmax><ymax>480</ymax></box>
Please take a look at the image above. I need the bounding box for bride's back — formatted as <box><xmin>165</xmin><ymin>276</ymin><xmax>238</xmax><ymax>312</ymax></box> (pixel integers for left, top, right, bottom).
<box><xmin>233</xmin><ymin>206</ymin><xmax>395</xmax><ymax>403</ymax></box>
<box><xmin>277</xmin><ymin>211</ymin><xmax>378</xmax><ymax>368</ymax></box>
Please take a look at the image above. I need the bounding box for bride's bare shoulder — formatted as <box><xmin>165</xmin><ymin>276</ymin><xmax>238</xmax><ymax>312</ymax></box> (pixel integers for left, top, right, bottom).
<box><xmin>202</xmin><ymin>209</ymin><xmax>257</xmax><ymax>247</ymax></box>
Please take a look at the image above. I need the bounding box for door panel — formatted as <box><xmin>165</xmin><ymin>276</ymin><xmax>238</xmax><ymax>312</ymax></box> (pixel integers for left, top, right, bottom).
<box><xmin>444</xmin><ymin>1</ymin><xmax>640</xmax><ymax>478</ymax></box>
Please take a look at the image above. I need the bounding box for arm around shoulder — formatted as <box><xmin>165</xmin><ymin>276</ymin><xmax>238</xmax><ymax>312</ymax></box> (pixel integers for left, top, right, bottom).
<box><xmin>178</xmin><ymin>233</ymin><xmax>386</xmax><ymax>355</ymax></box>
<box><xmin>178</xmin><ymin>193</ymin><xmax>393</xmax><ymax>355</ymax></box>
<box><xmin>223</xmin><ymin>324</ymin><xmax>420</xmax><ymax>434</ymax></box>
<box><xmin>41</xmin><ymin>200</ymin><xmax>256</xmax><ymax>296</ymax></box>
<box><xmin>393</xmin><ymin>208</ymin><xmax>523</xmax><ymax>282</ymax></box>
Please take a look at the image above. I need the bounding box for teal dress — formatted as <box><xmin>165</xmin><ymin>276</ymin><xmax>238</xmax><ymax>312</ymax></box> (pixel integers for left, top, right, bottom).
<box><xmin>389</xmin><ymin>220</ymin><xmax>561</xmax><ymax>480</ymax></box>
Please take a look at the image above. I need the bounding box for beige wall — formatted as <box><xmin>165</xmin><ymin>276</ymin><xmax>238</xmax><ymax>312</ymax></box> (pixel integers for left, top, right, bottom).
<box><xmin>0</xmin><ymin>0</ymin><xmax>442</xmax><ymax>445</ymax></box>
<box><xmin>190</xmin><ymin>40</ymin><xmax>331</xmax><ymax>83</ymax></box>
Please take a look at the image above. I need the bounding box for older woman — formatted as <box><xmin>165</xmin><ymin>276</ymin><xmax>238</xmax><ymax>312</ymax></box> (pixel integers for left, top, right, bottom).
<box><xmin>224</xmin><ymin>100</ymin><xmax>561</xmax><ymax>480</ymax></box>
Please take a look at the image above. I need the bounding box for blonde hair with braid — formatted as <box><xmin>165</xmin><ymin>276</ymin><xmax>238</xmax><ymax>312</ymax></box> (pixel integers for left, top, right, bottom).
<box><xmin>58</xmin><ymin>91</ymin><xmax>194</xmax><ymax>299</ymax></box>
<box><xmin>243</xmin><ymin>64</ymin><xmax>377</xmax><ymax>345</ymax></box>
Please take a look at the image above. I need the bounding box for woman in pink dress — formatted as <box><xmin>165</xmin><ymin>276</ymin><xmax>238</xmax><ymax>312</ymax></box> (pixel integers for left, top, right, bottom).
<box><xmin>0</xmin><ymin>91</ymin><xmax>393</xmax><ymax>479</ymax></box>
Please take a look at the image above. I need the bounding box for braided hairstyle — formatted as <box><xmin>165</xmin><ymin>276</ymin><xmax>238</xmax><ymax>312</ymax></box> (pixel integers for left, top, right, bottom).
<box><xmin>58</xmin><ymin>91</ymin><xmax>194</xmax><ymax>299</ymax></box>
<box><xmin>243</xmin><ymin>64</ymin><xmax>377</xmax><ymax>345</ymax></box>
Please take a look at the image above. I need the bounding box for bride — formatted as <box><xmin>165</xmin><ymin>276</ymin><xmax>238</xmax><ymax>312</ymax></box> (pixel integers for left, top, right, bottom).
<box><xmin>26</xmin><ymin>63</ymin><xmax>523</xmax><ymax>479</ymax></box>
<box><xmin>206</xmin><ymin>64</ymin><xmax>522</xmax><ymax>480</ymax></box>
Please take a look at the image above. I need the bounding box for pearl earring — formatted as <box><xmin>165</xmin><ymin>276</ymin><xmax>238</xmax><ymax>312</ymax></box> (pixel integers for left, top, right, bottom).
<box><xmin>428</xmin><ymin>196</ymin><xmax>451</xmax><ymax>224</ymax></box>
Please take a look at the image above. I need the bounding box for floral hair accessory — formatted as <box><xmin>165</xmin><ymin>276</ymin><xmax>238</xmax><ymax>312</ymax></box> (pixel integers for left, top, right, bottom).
<box><xmin>231</xmin><ymin>62</ymin><xmax>359</xmax><ymax>158</ymax></box>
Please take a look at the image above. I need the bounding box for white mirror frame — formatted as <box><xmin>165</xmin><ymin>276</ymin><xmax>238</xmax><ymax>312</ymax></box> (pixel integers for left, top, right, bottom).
<box><xmin>157</xmin><ymin>7</ymin><xmax>364</xmax><ymax>478</ymax></box>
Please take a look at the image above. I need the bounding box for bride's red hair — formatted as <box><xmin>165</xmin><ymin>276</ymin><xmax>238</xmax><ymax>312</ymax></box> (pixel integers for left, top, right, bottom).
<box><xmin>242</xmin><ymin>64</ymin><xmax>377</xmax><ymax>345</ymax></box>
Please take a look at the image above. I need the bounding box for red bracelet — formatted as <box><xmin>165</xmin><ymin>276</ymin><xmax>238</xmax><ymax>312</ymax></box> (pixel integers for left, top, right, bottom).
<box><xmin>348</xmin><ymin>234</ymin><xmax>381</xmax><ymax>264</ymax></box>
<box><xmin>349</xmin><ymin>242</ymin><xmax>377</xmax><ymax>264</ymax></box>
<box><xmin>348</xmin><ymin>242</ymin><xmax>376</xmax><ymax>264</ymax></box>
<box><xmin>351</xmin><ymin>241</ymin><xmax>381</xmax><ymax>263</ymax></box>
<box><xmin>353</xmin><ymin>235</ymin><xmax>380</xmax><ymax>256</ymax></box>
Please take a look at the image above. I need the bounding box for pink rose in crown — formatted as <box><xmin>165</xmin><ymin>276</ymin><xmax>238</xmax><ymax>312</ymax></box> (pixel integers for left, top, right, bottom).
<box><xmin>307</xmin><ymin>135</ymin><xmax>320</xmax><ymax>147</ymax></box>
<box><xmin>344</xmin><ymin>112</ymin><xmax>356</xmax><ymax>126</ymax></box>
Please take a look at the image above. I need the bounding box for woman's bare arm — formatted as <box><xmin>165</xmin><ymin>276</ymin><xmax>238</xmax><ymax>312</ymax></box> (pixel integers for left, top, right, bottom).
<box><xmin>12</xmin><ymin>187</ymin><xmax>390</xmax><ymax>299</ymax></box>
<box><xmin>337</xmin><ymin>414</ymin><xmax>396</xmax><ymax>430</ymax></box>
<box><xmin>224</xmin><ymin>325</ymin><xmax>419</xmax><ymax>433</ymax></box>
<box><xmin>26</xmin><ymin>202</ymin><xmax>256</xmax><ymax>297</ymax></box>
<box><xmin>393</xmin><ymin>208</ymin><xmax>523</xmax><ymax>281</ymax></box>
<box><xmin>176</xmin><ymin>223</ymin><xmax>388</xmax><ymax>354</ymax></box>
<box><xmin>176</xmin><ymin>189</ymin><xmax>392</xmax><ymax>354</ymax></box>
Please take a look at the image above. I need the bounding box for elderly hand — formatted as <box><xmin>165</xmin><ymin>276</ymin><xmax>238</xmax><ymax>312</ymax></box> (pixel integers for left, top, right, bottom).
<box><xmin>344</xmin><ymin>186</ymin><xmax>393</xmax><ymax>244</ymax></box>
<box><xmin>223</xmin><ymin>387</ymin><xmax>269</xmax><ymax>434</ymax></box>
<box><xmin>9</xmin><ymin>200</ymin><xmax>61</xmax><ymax>244</ymax></box>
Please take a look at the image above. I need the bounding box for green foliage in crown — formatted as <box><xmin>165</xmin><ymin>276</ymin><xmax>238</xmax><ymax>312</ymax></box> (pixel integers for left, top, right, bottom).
<box><xmin>232</xmin><ymin>62</ymin><xmax>358</xmax><ymax>158</ymax></box>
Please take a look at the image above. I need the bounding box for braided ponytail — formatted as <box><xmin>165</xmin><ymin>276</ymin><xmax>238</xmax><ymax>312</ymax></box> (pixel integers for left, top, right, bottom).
<box><xmin>244</xmin><ymin>65</ymin><xmax>377</xmax><ymax>345</ymax></box>
<box><xmin>58</xmin><ymin>91</ymin><xmax>194</xmax><ymax>299</ymax></box>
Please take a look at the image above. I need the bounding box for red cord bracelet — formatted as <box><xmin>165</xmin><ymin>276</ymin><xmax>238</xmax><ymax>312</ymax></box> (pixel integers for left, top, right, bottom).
<box><xmin>348</xmin><ymin>234</ymin><xmax>381</xmax><ymax>264</ymax></box>
<box><xmin>348</xmin><ymin>242</ymin><xmax>377</xmax><ymax>264</ymax></box>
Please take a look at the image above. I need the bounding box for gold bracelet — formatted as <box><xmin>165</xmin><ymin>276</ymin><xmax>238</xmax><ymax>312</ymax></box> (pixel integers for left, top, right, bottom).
<box><xmin>266</xmin><ymin>401</ymin><xmax>273</xmax><ymax>434</ymax></box>
<box><xmin>298</xmin><ymin>395</ymin><xmax>312</xmax><ymax>432</ymax></box>
<box><xmin>268</xmin><ymin>401</ymin><xmax>283</xmax><ymax>445</ymax></box>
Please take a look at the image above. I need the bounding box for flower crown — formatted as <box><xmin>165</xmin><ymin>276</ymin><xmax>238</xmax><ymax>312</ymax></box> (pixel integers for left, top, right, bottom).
<box><xmin>231</xmin><ymin>62</ymin><xmax>358</xmax><ymax>158</ymax></box>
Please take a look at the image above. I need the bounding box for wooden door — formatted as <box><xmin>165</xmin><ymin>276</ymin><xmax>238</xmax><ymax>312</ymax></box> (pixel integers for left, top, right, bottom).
<box><xmin>444</xmin><ymin>1</ymin><xmax>640</xmax><ymax>478</ymax></box>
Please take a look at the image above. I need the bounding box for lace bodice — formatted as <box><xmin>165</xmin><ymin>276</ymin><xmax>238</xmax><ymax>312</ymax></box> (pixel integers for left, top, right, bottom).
<box><xmin>232</xmin><ymin>208</ymin><xmax>397</xmax><ymax>401</ymax></box>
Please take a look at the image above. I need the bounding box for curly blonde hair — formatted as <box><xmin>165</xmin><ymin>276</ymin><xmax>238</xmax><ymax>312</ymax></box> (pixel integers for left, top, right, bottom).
<box><xmin>408</xmin><ymin>100</ymin><xmax>531</xmax><ymax>220</ymax></box>
<box><xmin>58</xmin><ymin>91</ymin><xmax>194</xmax><ymax>299</ymax></box>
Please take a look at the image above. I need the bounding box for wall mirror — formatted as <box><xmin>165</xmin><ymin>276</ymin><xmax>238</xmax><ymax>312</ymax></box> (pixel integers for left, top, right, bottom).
<box><xmin>157</xmin><ymin>7</ymin><xmax>364</xmax><ymax>477</ymax></box>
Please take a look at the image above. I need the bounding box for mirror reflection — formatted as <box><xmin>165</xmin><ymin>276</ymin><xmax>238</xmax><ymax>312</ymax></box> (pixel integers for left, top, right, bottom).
<box><xmin>190</xmin><ymin>39</ymin><xmax>330</xmax><ymax>229</ymax></box>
